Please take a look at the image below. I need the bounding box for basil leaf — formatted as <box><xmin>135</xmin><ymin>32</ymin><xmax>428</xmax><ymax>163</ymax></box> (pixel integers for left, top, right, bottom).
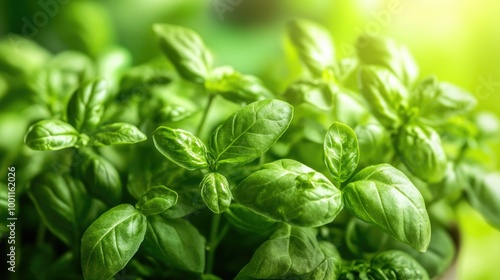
<box><xmin>234</xmin><ymin>159</ymin><xmax>343</xmax><ymax>227</ymax></box>
<box><xmin>387</xmin><ymin>225</ymin><xmax>455</xmax><ymax>278</ymax></box>
<box><xmin>200</xmin><ymin>172</ymin><xmax>231</xmax><ymax>214</ymax></box>
<box><xmin>283</xmin><ymin>80</ymin><xmax>334</xmax><ymax>110</ymax></box>
<box><xmin>396</xmin><ymin>123</ymin><xmax>447</xmax><ymax>183</ymax></box>
<box><xmin>369</xmin><ymin>250</ymin><xmax>429</xmax><ymax>280</ymax></box>
<box><xmin>206</xmin><ymin>66</ymin><xmax>273</xmax><ymax>105</ymax></box>
<box><xmin>356</xmin><ymin>35</ymin><xmax>419</xmax><ymax>86</ymax></box>
<box><xmin>141</xmin><ymin>215</ymin><xmax>205</xmax><ymax>273</ymax></box>
<box><xmin>235</xmin><ymin>225</ymin><xmax>324</xmax><ymax>279</ymax></box>
<box><xmin>29</xmin><ymin>173</ymin><xmax>103</xmax><ymax>246</ymax></box>
<box><xmin>136</xmin><ymin>186</ymin><xmax>178</xmax><ymax>216</ymax></box>
<box><xmin>66</xmin><ymin>79</ymin><xmax>109</xmax><ymax>132</ymax></box>
<box><xmin>153</xmin><ymin>127</ymin><xmax>209</xmax><ymax>170</ymax></box>
<box><xmin>81</xmin><ymin>204</ymin><xmax>147</xmax><ymax>280</ymax></box>
<box><xmin>324</xmin><ymin>122</ymin><xmax>360</xmax><ymax>187</ymax></box>
<box><xmin>224</xmin><ymin>204</ymin><xmax>279</xmax><ymax>234</ymax></box>
<box><xmin>90</xmin><ymin>123</ymin><xmax>147</xmax><ymax>146</ymax></box>
<box><xmin>153</xmin><ymin>24</ymin><xmax>213</xmax><ymax>84</ymax></box>
<box><xmin>210</xmin><ymin>99</ymin><xmax>293</xmax><ymax>167</ymax></box>
<box><xmin>355</xmin><ymin>123</ymin><xmax>392</xmax><ymax>163</ymax></box>
<box><xmin>411</xmin><ymin>77</ymin><xmax>477</xmax><ymax>124</ymax></box>
<box><xmin>464</xmin><ymin>168</ymin><xmax>500</xmax><ymax>229</ymax></box>
<box><xmin>306</xmin><ymin>242</ymin><xmax>342</xmax><ymax>280</ymax></box>
<box><xmin>343</xmin><ymin>164</ymin><xmax>431</xmax><ymax>252</ymax></box>
<box><xmin>78</xmin><ymin>151</ymin><xmax>122</xmax><ymax>206</ymax></box>
<box><xmin>359</xmin><ymin>66</ymin><xmax>409</xmax><ymax>129</ymax></box>
<box><xmin>287</xmin><ymin>19</ymin><xmax>335</xmax><ymax>77</ymax></box>
<box><xmin>24</xmin><ymin>119</ymin><xmax>79</xmax><ymax>150</ymax></box>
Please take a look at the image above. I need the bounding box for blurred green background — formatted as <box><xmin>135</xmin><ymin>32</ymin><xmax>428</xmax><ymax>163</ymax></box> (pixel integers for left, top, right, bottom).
<box><xmin>1</xmin><ymin>0</ymin><xmax>499</xmax><ymax>278</ymax></box>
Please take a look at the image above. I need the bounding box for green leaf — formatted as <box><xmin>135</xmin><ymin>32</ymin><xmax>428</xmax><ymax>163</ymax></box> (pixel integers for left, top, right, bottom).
<box><xmin>287</xmin><ymin>19</ymin><xmax>335</xmax><ymax>77</ymax></box>
<box><xmin>463</xmin><ymin>168</ymin><xmax>500</xmax><ymax>229</ymax></box>
<box><xmin>355</xmin><ymin>123</ymin><xmax>392</xmax><ymax>163</ymax></box>
<box><xmin>396</xmin><ymin>123</ymin><xmax>447</xmax><ymax>183</ymax></box>
<box><xmin>24</xmin><ymin>119</ymin><xmax>79</xmax><ymax>150</ymax></box>
<box><xmin>81</xmin><ymin>204</ymin><xmax>147</xmax><ymax>280</ymax></box>
<box><xmin>78</xmin><ymin>151</ymin><xmax>122</xmax><ymax>206</ymax></box>
<box><xmin>343</xmin><ymin>164</ymin><xmax>431</xmax><ymax>252</ymax></box>
<box><xmin>210</xmin><ymin>99</ymin><xmax>293</xmax><ymax>168</ymax></box>
<box><xmin>29</xmin><ymin>174</ymin><xmax>103</xmax><ymax>246</ymax></box>
<box><xmin>234</xmin><ymin>159</ymin><xmax>343</xmax><ymax>227</ymax></box>
<box><xmin>90</xmin><ymin>123</ymin><xmax>147</xmax><ymax>146</ymax></box>
<box><xmin>356</xmin><ymin>35</ymin><xmax>419</xmax><ymax>86</ymax></box>
<box><xmin>153</xmin><ymin>127</ymin><xmax>209</xmax><ymax>170</ymax></box>
<box><xmin>283</xmin><ymin>80</ymin><xmax>334</xmax><ymax>110</ymax></box>
<box><xmin>369</xmin><ymin>250</ymin><xmax>429</xmax><ymax>280</ymax></box>
<box><xmin>141</xmin><ymin>215</ymin><xmax>206</xmax><ymax>273</ymax></box>
<box><xmin>153</xmin><ymin>24</ymin><xmax>212</xmax><ymax>84</ymax></box>
<box><xmin>411</xmin><ymin>77</ymin><xmax>477</xmax><ymax>124</ymax></box>
<box><xmin>200</xmin><ymin>172</ymin><xmax>231</xmax><ymax>214</ymax></box>
<box><xmin>359</xmin><ymin>66</ymin><xmax>409</xmax><ymax>129</ymax></box>
<box><xmin>136</xmin><ymin>186</ymin><xmax>178</xmax><ymax>216</ymax></box>
<box><xmin>66</xmin><ymin>79</ymin><xmax>109</xmax><ymax>132</ymax></box>
<box><xmin>224</xmin><ymin>204</ymin><xmax>279</xmax><ymax>235</ymax></box>
<box><xmin>235</xmin><ymin>225</ymin><xmax>325</xmax><ymax>279</ymax></box>
<box><xmin>305</xmin><ymin>242</ymin><xmax>342</xmax><ymax>280</ymax></box>
<box><xmin>323</xmin><ymin>122</ymin><xmax>360</xmax><ymax>187</ymax></box>
<box><xmin>387</xmin><ymin>225</ymin><xmax>455</xmax><ymax>278</ymax></box>
<box><xmin>206</xmin><ymin>66</ymin><xmax>273</xmax><ymax>105</ymax></box>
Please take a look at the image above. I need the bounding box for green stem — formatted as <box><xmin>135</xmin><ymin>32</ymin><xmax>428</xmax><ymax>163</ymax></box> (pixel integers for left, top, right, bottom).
<box><xmin>206</xmin><ymin>213</ymin><xmax>221</xmax><ymax>274</ymax></box>
<box><xmin>196</xmin><ymin>94</ymin><xmax>215</xmax><ymax>137</ymax></box>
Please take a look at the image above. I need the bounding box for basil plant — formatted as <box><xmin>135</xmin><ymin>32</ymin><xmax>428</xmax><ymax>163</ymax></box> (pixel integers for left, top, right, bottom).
<box><xmin>2</xmin><ymin>16</ymin><xmax>498</xmax><ymax>280</ymax></box>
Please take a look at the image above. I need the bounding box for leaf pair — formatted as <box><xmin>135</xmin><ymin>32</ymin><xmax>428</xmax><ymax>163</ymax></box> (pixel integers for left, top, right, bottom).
<box><xmin>153</xmin><ymin>24</ymin><xmax>272</xmax><ymax>105</ymax></box>
<box><xmin>235</xmin><ymin>122</ymin><xmax>431</xmax><ymax>252</ymax></box>
<box><xmin>81</xmin><ymin>186</ymin><xmax>180</xmax><ymax>280</ymax></box>
<box><xmin>325</xmin><ymin>123</ymin><xmax>431</xmax><ymax>252</ymax></box>
<box><xmin>25</xmin><ymin>79</ymin><xmax>147</xmax><ymax>151</ymax></box>
<box><xmin>153</xmin><ymin>99</ymin><xmax>294</xmax><ymax>213</ymax></box>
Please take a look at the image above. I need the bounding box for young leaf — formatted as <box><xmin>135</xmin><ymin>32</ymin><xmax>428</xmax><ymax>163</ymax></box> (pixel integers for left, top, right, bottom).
<box><xmin>356</xmin><ymin>35</ymin><xmax>419</xmax><ymax>86</ymax></box>
<box><xmin>153</xmin><ymin>127</ymin><xmax>209</xmax><ymax>170</ymax></box>
<box><xmin>66</xmin><ymin>78</ymin><xmax>109</xmax><ymax>132</ymax></box>
<box><xmin>359</xmin><ymin>66</ymin><xmax>409</xmax><ymax>129</ymax></box>
<box><xmin>81</xmin><ymin>204</ymin><xmax>147</xmax><ymax>280</ymax></box>
<box><xmin>24</xmin><ymin>119</ymin><xmax>79</xmax><ymax>150</ymax></box>
<box><xmin>78</xmin><ymin>151</ymin><xmax>122</xmax><ymax>206</ymax></box>
<box><xmin>234</xmin><ymin>159</ymin><xmax>343</xmax><ymax>227</ymax></box>
<box><xmin>369</xmin><ymin>250</ymin><xmax>429</xmax><ymax>280</ymax></box>
<box><xmin>287</xmin><ymin>19</ymin><xmax>335</xmax><ymax>77</ymax></box>
<box><xmin>136</xmin><ymin>186</ymin><xmax>178</xmax><ymax>216</ymax></box>
<box><xmin>90</xmin><ymin>122</ymin><xmax>147</xmax><ymax>146</ymax></box>
<box><xmin>153</xmin><ymin>24</ymin><xmax>213</xmax><ymax>84</ymax></box>
<box><xmin>343</xmin><ymin>164</ymin><xmax>431</xmax><ymax>252</ymax></box>
<box><xmin>141</xmin><ymin>215</ymin><xmax>206</xmax><ymax>273</ymax></box>
<box><xmin>206</xmin><ymin>66</ymin><xmax>273</xmax><ymax>105</ymax></box>
<box><xmin>396</xmin><ymin>123</ymin><xmax>447</xmax><ymax>183</ymax></box>
<box><xmin>29</xmin><ymin>173</ymin><xmax>103</xmax><ymax>246</ymax></box>
<box><xmin>463</xmin><ymin>168</ymin><xmax>500</xmax><ymax>229</ymax></box>
<box><xmin>235</xmin><ymin>225</ymin><xmax>325</xmax><ymax>279</ymax></box>
<box><xmin>210</xmin><ymin>99</ymin><xmax>293</xmax><ymax>168</ymax></box>
<box><xmin>200</xmin><ymin>172</ymin><xmax>231</xmax><ymax>214</ymax></box>
<box><xmin>324</xmin><ymin>122</ymin><xmax>360</xmax><ymax>187</ymax></box>
<box><xmin>411</xmin><ymin>77</ymin><xmax>477</xmax><ymax>124</ymax></box>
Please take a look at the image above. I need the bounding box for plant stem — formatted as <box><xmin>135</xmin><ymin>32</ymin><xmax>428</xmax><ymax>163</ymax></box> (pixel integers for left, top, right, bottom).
<box><xmin>196</xmin><ymin>94</ymin><xmax>215</xmax><ymax>137</ymax></box>
<box><xmin>206</xmin><ymin>213</ymin><xmax>221</xmax><ymax>274</ymax></box>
